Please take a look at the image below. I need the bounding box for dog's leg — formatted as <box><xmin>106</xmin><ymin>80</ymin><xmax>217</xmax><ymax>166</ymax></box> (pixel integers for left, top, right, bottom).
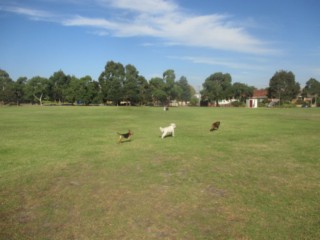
<box><xmin>161</xmin><ymin>131</ymin><xmax>166</xmax><ymax>139</ymax></box>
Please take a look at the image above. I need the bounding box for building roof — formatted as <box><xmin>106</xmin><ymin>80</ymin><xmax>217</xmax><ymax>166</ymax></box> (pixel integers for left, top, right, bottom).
<box><xmin>253</xmin><ymin>89</ymin><xmax>268</xmax><ymax>98</ymax></box>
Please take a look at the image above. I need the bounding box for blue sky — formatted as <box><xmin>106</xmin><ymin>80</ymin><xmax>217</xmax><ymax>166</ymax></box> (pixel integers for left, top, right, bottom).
<box><xmin>1</xmin><ymin>0</ymin><xmax>319</xmax><ymax>90</ymax></box>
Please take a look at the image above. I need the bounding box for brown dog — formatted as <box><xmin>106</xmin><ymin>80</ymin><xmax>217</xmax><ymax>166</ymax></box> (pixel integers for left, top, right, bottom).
<box><xmin>117</xmin><ymin>130</ymin><xmax>133</xmax><ymax>143</ymax></box>
<box><xmin>210</xmin><ymin>121</ymin><xmax>220</xmax><ymax>132</ymax></box>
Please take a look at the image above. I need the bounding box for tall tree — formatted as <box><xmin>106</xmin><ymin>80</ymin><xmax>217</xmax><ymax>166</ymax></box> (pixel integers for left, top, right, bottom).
<box><xmin>232</xmin><ymin>82</ymin><xmax>254</xmax><ymax>103</ymax></box>
<box><xmin>79</xmin><ymin>76</ymin><xmax>100</xmax><ymax>105</ymax></box>
<box><xmin>49</xmin><ymin>70</ymin><xmax>71</xmax><ymax>103</ymax></box>
<box><xmin>99</xmin><ymin>61</ymin><xmax>125</xmax><ymax>105</ymax></box>
<box><xmin>163</xmin><ymin>69</ymin><xmax>176</xmax><ymax>104</ymax></box>
<box><xmin>149</xmin><ymin>77</ymin><xmax>167</xmax><ymax>106</ymax></box>
<box><xmin>201</xmin><ymin>72</ymin><xmax>233</xmax><ymax>106</ymax></box>
<box><xmin>176</xmin><ymin>76</ymin><xmax>193</xmax><ymax>102</ymax></box>
<box><xmin>13</xmin><ymin>77</ymin><xmax>27</xmax><ymax>105</ymax></box>
<box><xmin>65</xmin><ymin>76</ymin><xmax>80</xmax><ymax>104</ymax></box>
<box><xmin>302</xmin><ymin>78</ymin><xmax>320</xmax><ymax>105</ymax></box>
<box><xmin>25</xmin><ymin>76</ymin><xmax>49</xmax><ymax>105</ymax></box>
<box><xmin>123</xmin><ymin>64</ymin><xmax>140</xmax><ymax>105</ymax></box>
<box><xmin>268</xmin><ymin>70</ymin><xmax>300</xmax><ymax>103</ymax></box>
<box><xmin>137</xmin><ymin>75</ymin><xmax>149</xmax><ymax>105</ymax></box>
<box><xmin>0</xmin><ymin>69</ymin><xmax>15</xmax><ymax>104</ymax></box>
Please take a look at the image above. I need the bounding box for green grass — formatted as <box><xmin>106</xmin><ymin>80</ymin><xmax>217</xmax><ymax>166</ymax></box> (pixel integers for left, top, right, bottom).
<box><xmin>1</xmin><ymin>106</ymin><xmax>319</xmax><ymax>239</ymax></box>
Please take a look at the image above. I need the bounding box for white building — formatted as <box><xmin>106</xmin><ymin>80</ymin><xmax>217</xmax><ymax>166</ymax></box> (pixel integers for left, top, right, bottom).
<box><xmin>246</xmin><ymin>98</ymin><xmax>258</xmax><ymax>108</ymax></box>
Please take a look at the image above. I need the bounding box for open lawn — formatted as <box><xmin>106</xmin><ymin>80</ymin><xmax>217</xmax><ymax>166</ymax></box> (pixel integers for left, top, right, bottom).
<box><xmin>1</xmin><ymin>106</ymin><xmax>319</xmax><ymax>239</ymax></box>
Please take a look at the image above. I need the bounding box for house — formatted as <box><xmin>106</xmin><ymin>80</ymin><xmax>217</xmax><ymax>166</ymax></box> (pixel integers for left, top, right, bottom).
<box><xmin>252</xmin><ymin>89</ymin><xmax>268</xmax><ymax>102</ymax></box>
<box><xmin>245</xmin><ymin>89</ymin><xmax>270</xmax><ymax>108</ymax></box>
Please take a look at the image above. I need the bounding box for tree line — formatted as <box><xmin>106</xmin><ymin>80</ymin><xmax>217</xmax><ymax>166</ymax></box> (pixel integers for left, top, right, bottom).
<box><xmin>0</xmin><ymin>61</ymin><xmax>196</xmax><ymax>106</ymax></box>
<box><xmin>1</xmin><ymin>61</ymin><xmax>319</xmax><ymax>106</ymax></box>
<box><xmin>199</xmin><ymin>70</ymin><xmax>319</xmax><ymax>106</ymax></box>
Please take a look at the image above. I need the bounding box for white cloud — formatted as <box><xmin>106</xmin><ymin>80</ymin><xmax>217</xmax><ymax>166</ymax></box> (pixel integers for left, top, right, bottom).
<box><xmin>170</xmin><ymin>56</ymin><xmax>266</xmax><ymax>71</ymax></box>
<box><xmin>156</xmin><ymin>14</ymin><xmax>273</xmax><ymax>54</ymax></box>
<box><xmin>97</xmin><ymin>0</ymin><xmax>178</xmax><ymax>14</ymax></box>
<box><xmin>89</xmin><ymin>30</ymin><xmax>110</xmax><ymax>36</ymax></box>
<box><xmin>63</xmin><ymin>15</ymin><xmax>116</xmax><ymax>29</ymax></box>
<box><xmin>1</xmin><ymin>0</ymin><xmax>277</xmax><ymax>55</ymax></box>
<box><xmin>82</xmin><ymin>0</ymin><xmax>277</xmax><ymax>54</ymax></box>
<box><xmin>2</xmin><ymin>6</ymin><xmax>53</xmax><ymax>20</ymax></box>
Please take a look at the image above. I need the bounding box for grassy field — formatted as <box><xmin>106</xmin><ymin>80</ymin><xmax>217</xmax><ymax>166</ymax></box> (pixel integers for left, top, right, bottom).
<box><xmin>0</xmin><ymin>106</ymin><xmax>319</xmax><ymax>239</ymax></box>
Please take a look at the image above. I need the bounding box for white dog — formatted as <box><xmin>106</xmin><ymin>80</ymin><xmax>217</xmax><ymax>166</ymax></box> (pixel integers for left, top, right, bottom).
<box><xmin>160</xmin><ymin>123</ymin><xmax>176</xmax><ymax>139</ymax></box>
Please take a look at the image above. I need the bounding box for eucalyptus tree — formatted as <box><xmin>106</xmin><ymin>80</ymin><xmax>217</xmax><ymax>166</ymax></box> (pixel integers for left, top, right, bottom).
<box><xmin>268</xmin><ymin>70</ymin><xmax>300</xmax><ymax>103</ymax></box>
<box><xmin>79</xmin><ymin>76</ymin><xmax>100</xmax><ymax>105</ymax></box>
<box><xmin>163</xmin><ymin>69</ymin><xmax>176</xmax><ymax>104</ymax></box>
<box><xmin>0</xmin><ymin>69</ymin><xmax>16</xmax><ymax>104</ymax></box>
<box><xmin>49</xmin><ymin>70</ymin><xmax>71</xmax><ymax>103</ymax></box>
<box><xmin>13</xmin><ymin>77</ymin><xmax>27</xmax><ymax>105</ymax></box>
<box><xmin>149</xmin><ymin>77</ymin><xmax>167</xmax><ymax>106</ymax></box>
<box><xmin>123</xmin><ymin>64</ymin><xmax>140</xmax><ymax>105</ymax></box>
<box><xmin>25</xmin><ymin>76</ymin><xmax>49</xmax><ymax>105</ymax></box>
<box><xmin>137</xmin><ymin>75</ymin><xmax>149</xmax><ymax>105</ymax></box>
<box><xmin>302</xmin><ymin>78</ymin><xmax>320</xmax><ymax>105</ymax></box>
<box><xmin>232</xmin><ymin>82</ymin><xmax>254</xmax><ymax>103</ymax></box>
<box><xmin>176</xmin><ymin>76</ymin><xmax>194</xmax><ymax>102</ymax></box>
<box><xmin>201</xmin><ymin>72</ymin><xmax>233</xmax><ymax>106</ymax></box>
<box><xmin>65</xmin><ymin>76</ymin><xmax>80</xmax><ymax>104</ymax></box>
<box><xmin>99</xmin><ymin>61</ymin><xmax>125</xmax><ymax>105</ymax></box>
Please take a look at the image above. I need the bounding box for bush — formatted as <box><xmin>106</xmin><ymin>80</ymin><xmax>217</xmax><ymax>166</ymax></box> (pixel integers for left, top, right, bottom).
<box><xmin>189</xmin><ymin>97</ymin><xmax>199</xmax><ymax>106</ymax></box>
<box><xmin>282</xmin><ymin>103</ymin><xmax>296</xmax><ymax>108</ymax></box>
<box><xmin>231</xmin><ymin>101</ymin><xmax>245</xmax><ymax>107</ymax></box>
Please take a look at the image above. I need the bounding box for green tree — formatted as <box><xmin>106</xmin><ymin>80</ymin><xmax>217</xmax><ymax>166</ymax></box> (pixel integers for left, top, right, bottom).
<box><xmin>25</xmin><ymin>76</ymin><xmax>49</xmax><ymax>105</ymax></box>
<box><xmin>66</xmin><ymin>76</ymin><xmax>100</xmax><ymax>105</ymax></box>
<box><xmin>201</xmin><ymin>72</ymin><xmax>233</xmax><ymax>106</ymax></box>
<box><xmin>79</xmin><ymin>76</ymin><xmax>100</xmax><ymax>105</ymax></box>
<box><xmin>232</xmin><ymin>82</ymin><xmax>254</xmax><ymax>103</ymax></box>
<box><xmin>123</xmin><ymin>64</ymin><xmax>140</xmax><ymax>105</ymax></box>
<box><xmin>65</xmin><ymin>76</ymin><xmax>80</xmax><ymax>104</ymax></box>
<box><xmin>302</xmin><ymin>78</ymin><xmax>320</xmax><ymax>105</ymax></box>
<box><xmin>176</xmin><ymin>76</ymin><xmax>193</xmax><ymax>102</ymax></box>
<box><xmin>0</xmin><ymin>69</ymin><xmax>15</xmax><ymax>104</ymax></box>
<box><xmin>137</xmin><ymin>75</ymin><xmax>149</xmax><ymax>105</ymax></box>
<box><xmin>13</xmin><ymin>77</ymin><xmax>27</xmax><ymax>105</ymax></box>
<box><xmin>163</xmin><ymin>69</ymin><xmax>176</xmax><ymax>104</ymax></box>
<box><xmin>149</xmin><ymin>77</ymin><xmax>167</xmax><ymax>106</ymax></box>
<box><xmin>49</xmin><ymin>70</ymin><xmax>71</xmax><ymax>103</ymax></box>
<box><xmin>268</xmin><ymin>70</ymin><xmax>300</xmax><ymax>104</ymax></box>
<box><xmin>99</xmin><ymin>61</ymin><xmax>125</xmax><ymax>105</ymax></box>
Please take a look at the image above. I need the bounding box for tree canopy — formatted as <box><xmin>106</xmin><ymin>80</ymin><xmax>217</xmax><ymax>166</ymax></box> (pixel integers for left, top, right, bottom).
<box><xmin>201</xmin><ymin>72</ymin><xmax>233</xmax><ymax>106</ymax></box>
<box><xmin>0</xmin><ymin>69</ymin><xmax>14</xmax><ymax>104</ymax></box>
<box><xmin>232</xmin><ymin>82</ymin><xmax>254</xmax><ymax>103</ymax></box>
<box><xmin>302</xmin><ymin>78</ymin><xmax>320</xmax><ymax>97</ymax></box>
<box><xmin>302</xmin><ymin>78</ymin><xmax>320</xmax><ymax>106</ymax></box>
<box><xmin>0</xmin><ymin>64</ymin><xmax>318</xmax><ymax>107</ymax></box>
<box><xmin>268</xmin><ymin>70</ymin><xmax>300</xmax><ymax>103</ymax></box>
<box><xmin>0</xmin><ymin>62</ymin><xmax>196</xmax><ymax>106</ymax></box>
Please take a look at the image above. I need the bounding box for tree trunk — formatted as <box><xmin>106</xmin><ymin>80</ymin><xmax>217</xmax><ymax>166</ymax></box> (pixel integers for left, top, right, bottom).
<box><xmin>33</xmin><ymin>93</ymin><xmax>43</xmax><ymax>106</ymax></box>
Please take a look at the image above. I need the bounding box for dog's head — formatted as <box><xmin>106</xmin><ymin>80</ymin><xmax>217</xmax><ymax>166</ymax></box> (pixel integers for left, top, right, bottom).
<box><xmin>170</xmin><ymin>123</ymin><xmax>176</xmax><ymax>129</ymax></box>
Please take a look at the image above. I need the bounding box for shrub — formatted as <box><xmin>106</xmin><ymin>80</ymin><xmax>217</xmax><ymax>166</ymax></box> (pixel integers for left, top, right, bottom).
<box><xmin>231</xmin><ymin>101</ymin><xmax>245</xmax><ymax>107</ymax></box>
